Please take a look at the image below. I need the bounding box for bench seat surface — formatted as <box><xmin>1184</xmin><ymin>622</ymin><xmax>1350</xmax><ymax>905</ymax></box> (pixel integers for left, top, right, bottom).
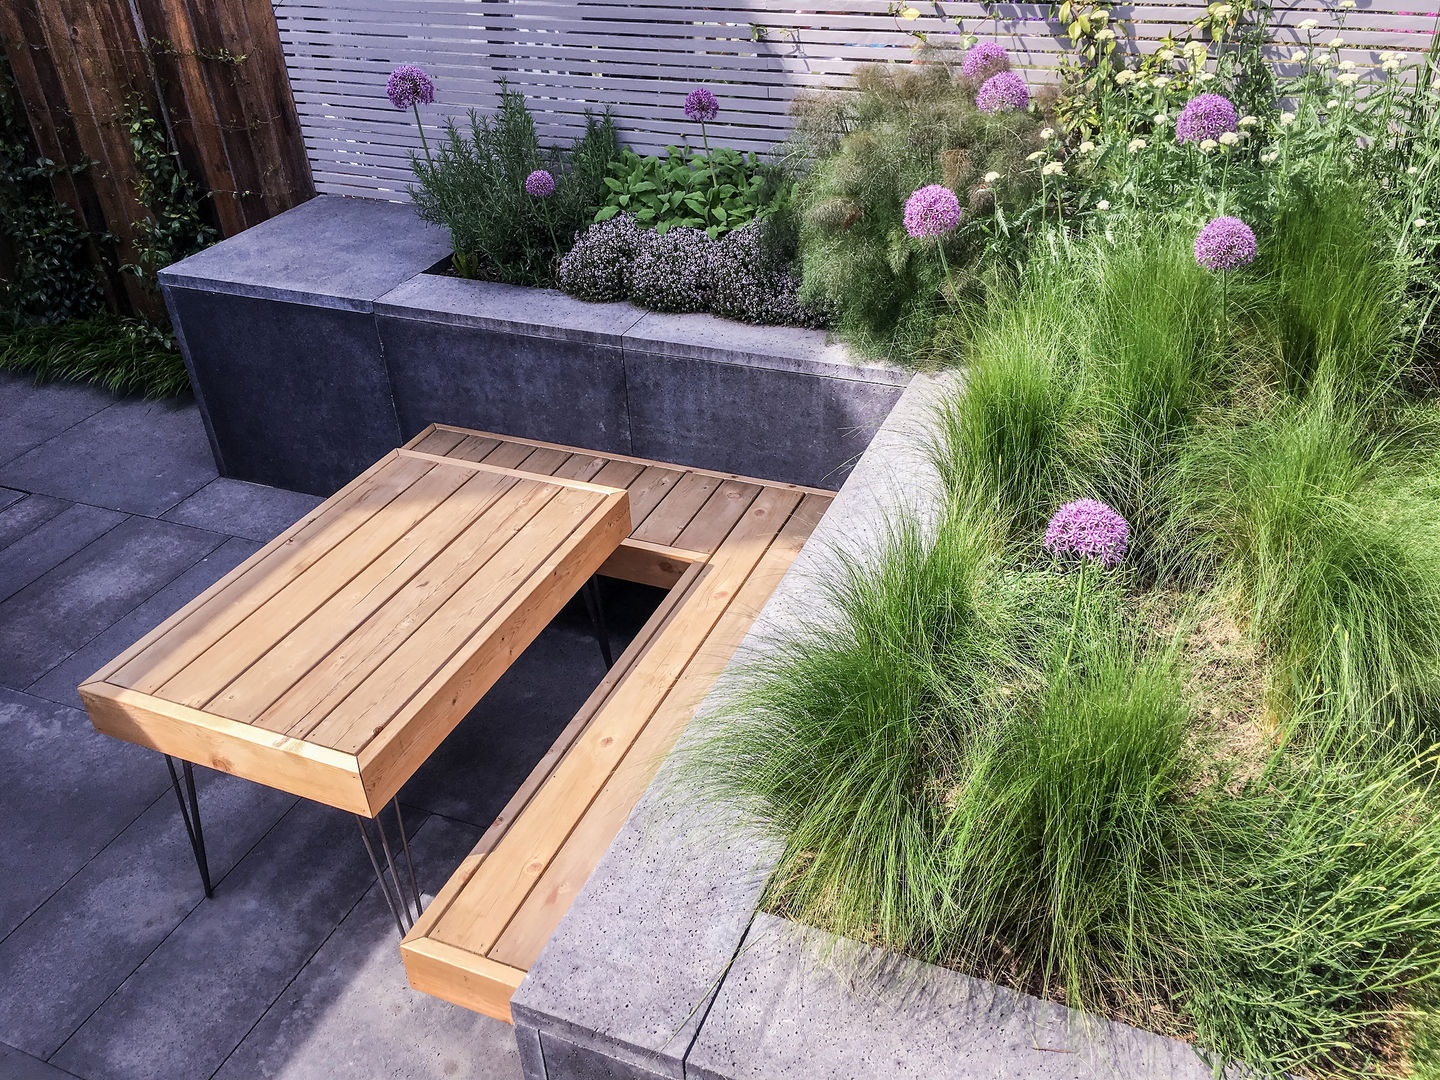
<box><xmin>399</xmin><ymin>426</ymin><xmax>832</xmax><ymax>1023</ymax></box>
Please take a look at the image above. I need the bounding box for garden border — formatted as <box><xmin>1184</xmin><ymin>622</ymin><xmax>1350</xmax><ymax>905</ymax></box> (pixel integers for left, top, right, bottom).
<box><xmin>509</xmin><ymin>372</ymin><xmax>1227</xmax><ymax>1080</ymax></box>
<box><xmin>159</xmin><ymin>195</ymin><xmax>909</xmax><ymax>496</ymax></box>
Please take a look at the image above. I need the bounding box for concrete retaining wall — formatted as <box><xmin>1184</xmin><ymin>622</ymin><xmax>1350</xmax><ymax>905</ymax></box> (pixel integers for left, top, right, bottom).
<box><xmin>510</xmin><ymin>373</ymin><xmax>1226</xmax><ymax>1080</ymax></box>
<box><xmin>160</xmin><ymin>195</ymin><xmax>908</xmax><ymax>495</ymax></box>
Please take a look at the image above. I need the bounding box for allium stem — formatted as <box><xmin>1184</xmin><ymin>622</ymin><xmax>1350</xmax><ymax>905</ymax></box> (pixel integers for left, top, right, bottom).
<box><xmin>1063</xmin><ymin>557</ymin><xmax>1089</xmax><ymax>670</ymax></box>
<box><xmin>413</xmin><ymin>102</ymin><xmax>433</xmax><ymax>167</ymax></box>
<box><xmin>699</xmin><ymin>121</ymin><xmax>718</xmax><ymax>216</ymax></box>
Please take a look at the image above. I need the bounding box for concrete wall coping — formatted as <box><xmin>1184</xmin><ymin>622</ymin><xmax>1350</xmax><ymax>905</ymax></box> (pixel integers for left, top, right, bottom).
<box><xmin>374</xmin><ymin>276</ymin><xmax>909</xmax><ymax>387</ymax></box>
<box><xmin>514</xmin><ymin>371</ymin><xmax>1224</xmax><ymax>1080</ymax></box>
<box><xmin>157</xmin><ymin>195</ymin><xmax>451</xmax><ymax>312</ymax></box>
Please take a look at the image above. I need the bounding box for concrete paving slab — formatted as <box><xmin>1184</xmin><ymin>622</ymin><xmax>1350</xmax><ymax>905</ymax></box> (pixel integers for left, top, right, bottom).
<box><xmin>0</xmin><ymin>1040</ymin><xmax>83</xmax><ymax>1080</ymax></box>
<box><xmin>0</xmin><ymin>486</ymin><xmax>22</xmax><ymax>512</ymax></box>
<box><xmin>0</xmin><ymin>687</ymin><xmax>169</xmax><ymax>941</ymax></box>
<box><xmin>0</xmin><ymin>501</ymin><xmax>126</xmax><ymax>606</ymax></box>
<box><xmin>0</xmin><ymin>771</ymin><xmax>296</xmax><ymax>1059</ymax></box>
<box><xmin>213</xmin><ymin>815</ymin><xmax>522</xmax><ymax>1080</ymax></box>
<box><xmin>0</xmin><ymin>516</ymin><xmax>225</xmax><ymax>690</ymax></box>
<box><xmin>0</xmin><ymin>493</ymin><xmax>72</xmax><ymax>555</ymax></box>
<box><xmin>25</xmin><ymin>537</ymin><xmax>259</xmax><ymax>709</ymax></box>
<box><xmin>0</xmin><ymin>373</ymin><xmax>115</xmax><ymax>467</ymax></box>
<box><xmin>161</xmin><ymin>478</ymin><xmax>323</xmax><ymax>542</ymax></box>
<box><xmin>0</xmin><ymin>396</ymin><xmax>217</xmax><ymax>516</ymax></box>
<box><xmin>50</xmin><ymin>799</ymin><xmax>424</xmax><ymax>1080</ymax></box>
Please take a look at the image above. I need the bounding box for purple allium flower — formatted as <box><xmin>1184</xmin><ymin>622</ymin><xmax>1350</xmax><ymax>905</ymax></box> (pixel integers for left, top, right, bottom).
<box><xmin>904</xmin><ymin>185</ymin><xmax>963</xmax><ymax>238</ymax></box>
<box><xmin>524</xmin><ymin>169</ymin><xmax>556</xmax><ymax>197</ymax></box>
<box><xmin>1044</xmin><ymin>499</ymin><xmax>1130</xmax><ymax>567</ymax></box>
<box><xmin>1175</xmin><ymin>93</ymin><xmax>1238</xmax><ymax>144</ymax></box>
<box><xmin>975</xmin><ymin>70</ymin><xmax>1030</xmax><ymax>113</ymax></box>
<box><xmin>1194</xmin><ymin>215</ymin><xmax>1257</xmax><ymax>271</ymax></box>
<box><xmin>961</xmin><ymin>41</ymin><xmax>1011</xmax><ymax>81</ymax></box>
<box><xmin>386</xmin><ymin>64</ymin><xmax>435</xmax><ymax>110</ymax></box>
<box><xmin>684</xmin><ymin>87</ymin><xmax>719</xmax><ymax>123</ymax></box>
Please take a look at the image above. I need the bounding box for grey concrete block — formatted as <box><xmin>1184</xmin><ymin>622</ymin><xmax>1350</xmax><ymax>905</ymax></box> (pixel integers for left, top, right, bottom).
<box><xmin>624</xmin><ymin>312</ymin><xmax>906</xmax><ymax>387</ymax></box>
<box><xmin>0</xmin><ymin>493</ymin><xmax>69</xmax><ymax>553</ymax></box>
<box><xmin>212</xmin><ymin>815</ymin><xmax>521</xmax><ymax>1080</ymax></box>
<box><xmin>376</xmin><ymin>276</ymin><xmax>646</xmax><ymax>345</ymax></box>
<box><xmin>0</xmin><ymin>770</ymin><xmax>296</xmax><ymax>1058</ymax></box>
<box><xmin>0</xmin><ymin>395</ymin><xmax>218</xmax><ymax>516</ymax></box>
<box><xmin>378</xmin><ymin>303</ymin><xmax>632</xmax><ymax>454</ymax></box>
<box><xmin>162</xmin><ymin>477</ymin><xmax>324</xmax><ymax>542</ymax></box>
<box><xmin>539</xmin><ymin>1033</ymin><xmax>673</xmax><ymax>1080</ymax></box>
<box><xmin>26</xmin><ymin>537</ymin><xmax>259</xmax><ymax>709</ymax></box>
<box><xmin>166</xmin><ymin>286</ymin><xmax>401</xmax><ymax>495</ymax></box>
<box><xmin>0</xmin><ymin>486</ymin><xmax>23</xmax><ymax>512</ymax></box>
<box><xmin>0</xmin><ymin>516</ymin><xmax>225</xmax><ymax>690</ymax></box>
<box><xmin>623</xmin><ymin>348</ymin><xmax>905</xmax><ymax>489</ymax></box>
<box><xmin>0</xmin><ymin>1041</ymin><xmax>82</xmax><ymax>1080</ymax></box>
<box><xmin>688</xmin><ymin>915</ymin><xmax>1220</xmax><ymax>1080</ymax></box>
<box><xmin>517</xmin><ymin>1023</ymin><xmax>546</xmax><ymax>1080</ymax></box>
<box><xmin>0</xmin><ymin>373</ymin><xmax>115</xmax><ymax>468</ymax></box>
<box><xmin>0</xmin><ymin>687</ymin><xmax>168</xmax><ymax>940</ymax></box>
<box><xmin>0</xmin><ymin>501</ymin><xmax>126</xmax><ymax>605</ymax></box>
<box><xmin>157</xmin><ymin>195</ymin><xmax>451</xmax><ymax>312</ymax></box>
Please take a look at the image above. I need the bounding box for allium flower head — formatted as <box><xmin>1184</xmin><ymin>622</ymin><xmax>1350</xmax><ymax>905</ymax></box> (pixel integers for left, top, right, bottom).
<box><xmin>975</xmin><ymin>70</ymin><xmax>1030</xmax><ymax>113</ymax></box>
<box><xmin>1194</xmin><ymin>215</ymin><xmax>1257</xmax><ymax>270</ymax></box>
<box><xmin>524</xmin><ymin>169</ymin><xmax>555</xmax><ymax>197</ymax></box>
<box><xmin>1175</xmin><ymin>92</ymin><xmax>1238</xmax><ymax>143</ymax></box>
<box><xmin>684</xmin><ymin>86</ymin><xmax>719</xmax><ymax>122</ymax></box>
<box><xmin>903</xmin><ymin>184</ymin><xmax>963</xmax><ymax>238</ymax></box>
<box><xmin>1045</xmin><ymin>500</ymin><xmax>1130</xmax><ymax>567</ymax></box>
<box><xmin>387</xmin><ymin>65</ymin><xmax>435</xmax><ymax>110</ymax></box>
<box><xmin>961</xmin><ymin>41</ymin><xmax>1011</xmax><ymax>80</ymax></box>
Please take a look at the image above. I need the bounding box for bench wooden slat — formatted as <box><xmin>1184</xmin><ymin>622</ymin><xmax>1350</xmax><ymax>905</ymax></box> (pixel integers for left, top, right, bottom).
<box><xmin>623</xmin><ymin>465</ymin><xmax>685</xmax><ymax>526</ymax></box>
<box><xmin>257</xmin><ymin>481</ymin><xmax>576</xmax><ymax>741</ymax></box>
<box><xmin>425</xmin><ymin>486</ymin><xmax>802</xmax><ymax>958</ymax></box>
<box><xmin>111</xmin><ymin>454</ymin><xmax>437</xmax><ymax>695</ymax></box>
<box><xmin>157</xmin><ymin>461</ymin><xmax>492</xmax><ymax>710</ymax></box>
<box><xmin>672</xmin><ymin>479</ymin><xmax>762</xmax><ymax>553</ymax></box>
<box><xmin>631</xmin><ymin>471</ymin><xmax>724</xmax><ymax>546</ymax></box>
<box><xmin>214</xmin><ymin>469</ymin><xmax>531</xmax><ymax>726</ymax></box>
<box><xmin>487</xmin><ymin>494</ymin><xmax>823</xmax><ymax>970</ymax></box>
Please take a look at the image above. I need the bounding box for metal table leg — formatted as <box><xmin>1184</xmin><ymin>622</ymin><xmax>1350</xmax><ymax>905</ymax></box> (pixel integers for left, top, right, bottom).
<box><xmin>356</xmin><ymin>798</ymin><xmax>423</xmax><ymax>936</ymax></box>
<box><xmin>165</xmin><ymin>755</ymin><xmax>213</xmax><ymax>899</ymax></box>
<box><xmin>581</xmin><ymin>575</ymin><xmax>614</xmax><ymax>669</ymax></box>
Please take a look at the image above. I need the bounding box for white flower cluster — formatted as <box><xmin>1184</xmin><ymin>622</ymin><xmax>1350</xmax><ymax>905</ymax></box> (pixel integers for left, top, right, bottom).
<box><xmin>556</xmin><ymin>213</ymin><xmax>644</xmax><ymax>301</ymax></box>
<box><xmin>630</xmin><ymin>227</ymin><xmax>713</xmax><ymax>313</ymax></box>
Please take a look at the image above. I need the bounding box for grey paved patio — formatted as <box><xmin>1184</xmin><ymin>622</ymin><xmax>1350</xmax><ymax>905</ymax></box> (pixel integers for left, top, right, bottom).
<box><xmin>0</xmin><ymin>373</ymin><xmax>658</xmax><ymax>1080</ymax></box>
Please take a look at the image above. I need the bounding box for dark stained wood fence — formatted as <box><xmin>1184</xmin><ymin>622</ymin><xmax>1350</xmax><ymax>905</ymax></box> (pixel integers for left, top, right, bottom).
<box><xmin>0</xmin><ymin>0</ymin><xmax>314</xmax><ymax>314</ymax></box>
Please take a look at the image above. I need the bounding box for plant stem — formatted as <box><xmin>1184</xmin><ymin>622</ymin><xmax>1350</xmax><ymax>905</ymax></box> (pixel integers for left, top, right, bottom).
<box><xmin>700</xmin><ymin>120</ymin><xmax>719</xmax><ymax>225</ymax></box>
<box><xmin>1062</xmin><ymin>558</ymin><xmax>1089</xmax><ymax>669</ymax></box>
<box><xmin>413</xmin><ymin>102</ymin><xmax>433</xmax><ymax>166</ymax></box>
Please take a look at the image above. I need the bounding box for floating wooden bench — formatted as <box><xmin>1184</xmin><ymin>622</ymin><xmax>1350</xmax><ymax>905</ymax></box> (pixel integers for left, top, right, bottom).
<box><xmin>398</xmin><ymin>426</ymin><xmax>833</xmax><ymax>1023</ymax></box>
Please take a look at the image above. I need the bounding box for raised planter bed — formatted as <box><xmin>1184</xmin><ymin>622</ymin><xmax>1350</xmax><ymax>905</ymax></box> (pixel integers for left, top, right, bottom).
<box><xmin>507</xmin><ymin>374</ymin><xmax>1223</xmax><ymax>1080</ymax></box>
<box><xmin>160</xmin><ymin>195</ymin><xmax>909</xmax><ymax>495</ymax></box>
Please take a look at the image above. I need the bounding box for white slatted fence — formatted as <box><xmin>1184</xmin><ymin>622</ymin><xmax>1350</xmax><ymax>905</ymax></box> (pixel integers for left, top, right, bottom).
<box><xmin>273</xmin><ymin>0</ymin><xmax>1440</xmax><ymax>198</ymax></box>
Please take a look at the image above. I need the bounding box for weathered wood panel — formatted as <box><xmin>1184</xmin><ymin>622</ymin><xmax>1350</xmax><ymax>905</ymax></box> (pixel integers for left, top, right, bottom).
<box><xmin>0</xmin><ymin>0</ymin><xmax>314</xmax><ymax>313</ymax></box>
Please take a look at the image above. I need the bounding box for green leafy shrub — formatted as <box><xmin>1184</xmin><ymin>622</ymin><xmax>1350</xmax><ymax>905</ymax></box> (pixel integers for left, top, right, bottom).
<box><xmin>0</xmin><ymin>55</ymin><xmax>101</xmax><ymax>324</ymax></box>
<box><xmin>789</xmin><ymin>54</ymin><xmax>1047</xmax><ymax>361</ymax></box>
<box><xmin>410</xmin><ymin>84</ymin><xmax>619</xmax><ymax>286</ymax></box>
<box><xmin>594</xmin><ymin>145</ymin><xmax>786</xmax><ymax>238</ymax></box>
<box><xmin>0</xmin><ymin>314</ymin><xmax>187</xmax><ymax>397</ymax></box>
<box><xmin>121</xmin><ymin>101</ymin><xmax>217</xmax><ymax>290</ymax></box>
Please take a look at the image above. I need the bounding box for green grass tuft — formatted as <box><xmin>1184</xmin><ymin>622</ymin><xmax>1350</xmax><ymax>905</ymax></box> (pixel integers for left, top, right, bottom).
<box><xmin>0</xmin><ymin>315</ymin><xmax>189</xmax><ymax>398</ymax></box>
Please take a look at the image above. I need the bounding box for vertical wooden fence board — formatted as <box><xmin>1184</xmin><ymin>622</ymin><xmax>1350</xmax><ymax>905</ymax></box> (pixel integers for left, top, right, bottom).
<box><xmin>270</xmin><ymin>0</ymin><xmax>1439</xmax><ymax>199</ymax></box>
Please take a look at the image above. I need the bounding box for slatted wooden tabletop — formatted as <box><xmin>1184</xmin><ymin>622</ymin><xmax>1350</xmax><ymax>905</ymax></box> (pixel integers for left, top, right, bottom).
<box><xmin>80</xmin><ymin>449</ymin><xmax>630</xmax><ymax>817</ymax></box>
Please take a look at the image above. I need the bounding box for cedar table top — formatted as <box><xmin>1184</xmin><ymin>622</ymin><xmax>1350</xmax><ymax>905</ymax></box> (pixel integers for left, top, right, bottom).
<box><xmin>79</xmin><ymin>449</ymin><xmax>631</xmax><ymax>817</ymax></box>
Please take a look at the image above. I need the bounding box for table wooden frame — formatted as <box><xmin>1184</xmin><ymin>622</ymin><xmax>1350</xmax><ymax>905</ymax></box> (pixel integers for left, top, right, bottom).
<box><xmin>80</xmin><ymin>449</ymin><xmax>631</xmax><ymax>820</ymax></box>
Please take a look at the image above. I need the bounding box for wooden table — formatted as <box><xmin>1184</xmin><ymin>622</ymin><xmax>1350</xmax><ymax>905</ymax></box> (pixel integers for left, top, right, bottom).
<box><xmin>80</xmin><ymin>448</ymin><xmax>630</xmax><ymax>929</ymax></box>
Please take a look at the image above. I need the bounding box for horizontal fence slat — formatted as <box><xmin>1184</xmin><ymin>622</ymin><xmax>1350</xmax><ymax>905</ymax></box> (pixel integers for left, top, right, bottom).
<box><xmin>275</xmin><ymin>0</ymin><xmax>1439</xmax><ymax>199</ymax></box>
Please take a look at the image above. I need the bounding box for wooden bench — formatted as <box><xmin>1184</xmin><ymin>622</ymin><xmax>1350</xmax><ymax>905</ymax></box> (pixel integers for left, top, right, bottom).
<box><xmin>397</xmin><ymin>426</ymin><xmax>833</xmax><ymax>1022</ymax></box>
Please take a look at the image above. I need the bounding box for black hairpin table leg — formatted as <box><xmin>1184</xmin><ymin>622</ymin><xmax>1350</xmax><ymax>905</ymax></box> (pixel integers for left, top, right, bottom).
<box><xmin>356</xmin><ymin>798</ymin><xmax>422</xmax><ymax>936</ymax></box>
<box><xmin>165</xmin><ymin>756</ymin><xmax>213</xmax><ymax>899</ymax></box>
